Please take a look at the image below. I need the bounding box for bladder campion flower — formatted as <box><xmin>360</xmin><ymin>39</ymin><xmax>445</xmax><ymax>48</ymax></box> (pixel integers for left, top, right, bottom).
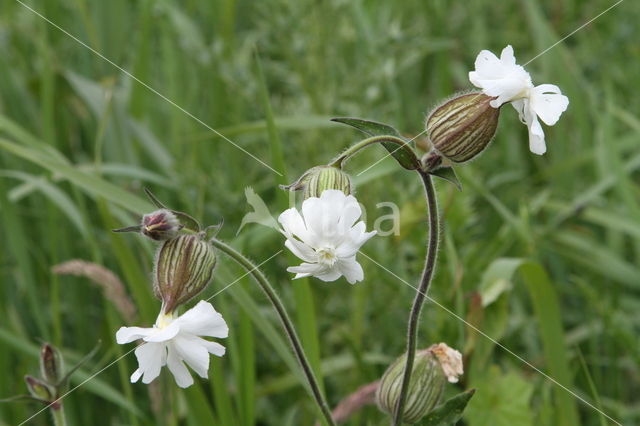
<box><xmin>116</xmin><ymin>300</ymin><xmax>228</xmax><ymax>388</ymax></box>
<box><xmin>278</xmin><ymin>189</ymin><xmax>376</xmax><ymax>284</ymax></box>
<box><xmin>469</xmin><ymin>45</ymin><xmax>569</xmax><ymax>155</ymax></box>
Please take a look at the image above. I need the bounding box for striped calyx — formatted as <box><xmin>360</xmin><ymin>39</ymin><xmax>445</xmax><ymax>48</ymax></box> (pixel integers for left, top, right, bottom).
<box><xmin>282</xmin><ymin>166</ymin><xmax>352</xmax><ymax>199</ymax></box>
<box><xmin>375</xmin><ymin>349</ymin><xmax>446</xmax><ymax>424</ymax></box>
<box><xmin>425</xmin><ymin>92</ymin><xmax>500</xmax><ymax>165</ymax></box>
<box><xmin>154</xmin><ymin>234</ymin><xmax>217</xmax><ymax>314</ymax></box>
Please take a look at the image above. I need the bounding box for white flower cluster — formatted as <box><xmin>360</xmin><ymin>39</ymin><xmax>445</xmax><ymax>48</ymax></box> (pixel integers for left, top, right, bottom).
<box><xmin>469</xmin><ymin>45</ymin><xmax>569</xmax><ymax>155</ymax></box>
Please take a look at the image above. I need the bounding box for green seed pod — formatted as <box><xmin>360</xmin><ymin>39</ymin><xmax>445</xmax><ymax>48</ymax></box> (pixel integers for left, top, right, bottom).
<box><xmin>40</xmin><ymin>343</ymin><xmax>63</xmax><ymax>385</ymax></box>
<box><xmin>282</xmin><ymin>166</ymin><xmax>352</xmax><ymax>199</ymax></box>
<box><xmin>376</xmin><ymin>350</ymin><xmax>447</xmax><ymax>424</ymax></box>
<box><xmin>154</xmin><ymin>234</ymin><xmax>217</xmax><ymax>314</ymax></box>
<box><xmin>25</xmin><ymin>375</ymin><xmax>54</xmax><ymax>402</ymax></box>
<box><xmin>425</xmin><ymin>92</ymin><xmax>500</xmax><ymax>167</ymax></box>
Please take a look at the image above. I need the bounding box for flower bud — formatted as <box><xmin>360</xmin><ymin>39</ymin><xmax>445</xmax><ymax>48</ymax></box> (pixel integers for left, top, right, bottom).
<box><xmin>154</xmin><ymin>234</ymin><xmax>217</xmax><ymax>314</ymax></box>
<box><xmin>142</xmin><ymin>209</ymin><xmax>182</xmax><ymax>241</ymax></box>
<box><xmin>40</xmin><ymin>343</ymin><xmax>63</xmax><ymax>385</ymax></box>
<box><xmin>376</xmin><ymin>343</ymin><xmax>463</xmax><ymax>423</ymax></box>
<box><xmin>282</xmin><ymin>166</ymin><xmax>352</xmax><ymax>199</ymax></box>
<box><xmin>424</xmin><ymin>92</ymin><xmax>500</xmax><ymax>168</ymax></box>
<box><xmin>25</xmin><ymin>375</ymin><xmax>54</xmax><ymax>402</ymax></box>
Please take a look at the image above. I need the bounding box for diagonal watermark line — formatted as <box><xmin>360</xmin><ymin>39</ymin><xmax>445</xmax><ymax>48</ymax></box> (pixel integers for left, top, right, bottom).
<box><xmin>360</xmin><ymin>251</ymin><xmax>623</xmax><ymax>426</ymax></box>
<box><xmin>357</xmin><ymin>0</ymin><xmax>624</xmax><ymax>177</ymax></box>
<box><xmin>205</xmin><ymin>250</ymin><xmax>283</xmax><ymax>302</ymax></box>
<box><xmin>523</xmin><ymin>0</ymin><xmax>624</xmax><ymax>66</ymax></box>
<box><xmin>15</xmin><ymin>0</ymin><xmax>283</xmax><ymax>177</ymax></box>
<box><xmin>17</xmin><ymin>251</ymin><xmax>282</xmax><ymax>425</ymax></box>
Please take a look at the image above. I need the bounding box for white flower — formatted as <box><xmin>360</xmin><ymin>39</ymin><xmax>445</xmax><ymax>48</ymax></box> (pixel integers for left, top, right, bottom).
<box><xmin>278</xmin><ymin>189</ymin><xmax>376</xmax><ymax>284</ymax></box>
<box><xmin>115</xmin><ymin>300</ymin><xmax>228</xmax><ymax>388</ymax></box>
<box><xmin>429</xmin><ymin>343</ymin><xmax>464</xmax><ymax>383</ymax></box>
<box><xmin>469</xmin><ymin>45</ymin><xmax>569</xmax><ymax>155</ymax></box>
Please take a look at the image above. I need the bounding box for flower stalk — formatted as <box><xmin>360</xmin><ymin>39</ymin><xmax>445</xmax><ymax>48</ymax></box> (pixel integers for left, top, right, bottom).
<box><xmin>392</xmin><ymin>170</ymin><xmax>440</xmax><ymax>425</ymax></box>
<box><xmin>329</xmin><ymin>135</ymin><xmax>414</xmax><ymax>169</ymax></box>
<box><xmin>209</xmin><ymin>238</ymin><xmax>336</xmax><ymax>426</ymax></box>
<box><xmin>51</xmin><ymin>404</ymin><xmax>67</xmax><ymax>426</ymax></box>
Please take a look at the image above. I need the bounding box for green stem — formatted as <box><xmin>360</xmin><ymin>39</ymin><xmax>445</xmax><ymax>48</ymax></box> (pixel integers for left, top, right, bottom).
<box><xmin>392</xmin><ymin>171</ymin><xmax>439</xmax><ymax>425</ymax></box>
<box><xmin>210</xmin><ymin>238</ymin><xmax>336</xmax><ymax>426</ymax></box>
<box><xmin>329</xmin><ymin>135</ymin><xmax>412</xmax><ymax>168</ymax></box>
<box><xmin>51</xmin><ymin>404</ymin><xmax>67</xmax><ymax>426</ymax></box>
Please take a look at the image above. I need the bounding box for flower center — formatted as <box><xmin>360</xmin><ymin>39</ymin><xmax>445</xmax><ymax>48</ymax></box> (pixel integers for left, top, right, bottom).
<box><xmin>155</xmin><ymin>312</ymin><xmax>176</xmax><ymax>329</ymax></box>
<box><xmin>316</xmin><ymin>246</ymin><xmax>337</xmax><ymax>266</ymax></box>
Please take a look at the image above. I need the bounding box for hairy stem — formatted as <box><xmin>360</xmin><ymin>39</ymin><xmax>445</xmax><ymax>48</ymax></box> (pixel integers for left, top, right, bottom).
<box><xmin>210</xmin><ymin>238</ymin><xmax>335</xmax><ymax>426</ymax></box>
<box><xmin>329</xmin><ymin>135</ymin><xmax>414</xmax><ymax>168</ymax></box>
<box><xmin>392</xmin><ymin>171</ymin><xmax>439</xmax><ymax>425</ymax></box>
<box><xmin>51</xmin><ymin>404</ymin><xmax>67</xmax><ymax>426</ymax></box>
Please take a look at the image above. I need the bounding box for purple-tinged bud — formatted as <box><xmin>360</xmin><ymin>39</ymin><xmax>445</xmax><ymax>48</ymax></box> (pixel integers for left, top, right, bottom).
<box><xmin>424</xmin><ymin>92</ymin><xmax>500</xmax><ymax>169</ymax></box>
<box><xmin>142</xmin><ymin>209</ymin><xmax>182</xmax><ymax>241</ymax></box>
<box><xmin>25</xmin><ymin>376</ymin><xmax>54</xmax><ymax>402</ymax></box>
<box><xmin>40</xmin><ymin>343</ymin><xmax>63</xmax><ymax>385</ymax></box>
<box><xmin>282</xmin><ymin>166</ymin><xmax>352</xmax><ymax>199</ymax></box>
<box><xmin>154</xmin><ymin>234</ymin><xmax>217</xmax><ymax>314</ymax></box>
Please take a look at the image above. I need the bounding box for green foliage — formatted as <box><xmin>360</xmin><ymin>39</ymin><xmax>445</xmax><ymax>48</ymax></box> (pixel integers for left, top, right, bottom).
<box><xmin>0</xmin><ymin>0</ymin><xmax>638</xmax><ymax>424</ymax></box>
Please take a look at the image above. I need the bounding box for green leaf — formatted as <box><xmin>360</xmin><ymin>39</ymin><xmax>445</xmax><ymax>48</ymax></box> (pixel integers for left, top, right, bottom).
<box><xmin>0</xmin><ymin>138</ymin><xmax>153</xmax><ymax>214</ymax></box>
<box><xmin>478</xmin><ymin>258</ymin><xmax>525</xmax><ymax>307</ymax></box>
<box><xmin>429</xmin><ymin>167</ymin><xmax>462</xmax><ymax>190</ymax></box>
<box><xmin>419</xmin><ymin>389</ymin><xmax>476</xmax><ymax>426</ymax></box>
<box><xmin>331</xmin><ymin>117</ymin><xmax>420</xmax><ymax>170</ymax></box>
<box><xmin>466</xmin><ymin>367</ymin><xmax>534</xmax><ymax>426</ymax></box>
<box><xmin>519</xmin><ymin>263</ymin><xmax>580</xmax><ymax>426</ymax></box>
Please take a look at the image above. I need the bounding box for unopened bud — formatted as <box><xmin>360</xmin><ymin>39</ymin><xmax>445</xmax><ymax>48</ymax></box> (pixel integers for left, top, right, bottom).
<box><xmin>282</xmin><ymin>166</ymin><xmax>352</xmax><ymax>199</ymax></box>
<box><xmin>142</xmin><ymin>209</ymin><xmax>182</xmax><ymax>241</ymax></box>
<box><xmin>424</xmin><ymin>93</ymin><xmax>500</xmax><ymax>168</ymax></box>
<box><xmin>25</xmin><ymin>376</ymin><xmax>54</xmax><ymax>402</ymax></box>
<box><xmin>154</xmin><ymin>234</ymin><xmax>217</xmax><ymax>314</ymax></box>
<box><xmin>40</xmin><ymin>344</ymin><xmax>63</xmax><ymax>385</ymax></box>
<box><xmin>376</xmin><ymin>343</ymin><xmax>463</xmax><ymax>423</ymax></box>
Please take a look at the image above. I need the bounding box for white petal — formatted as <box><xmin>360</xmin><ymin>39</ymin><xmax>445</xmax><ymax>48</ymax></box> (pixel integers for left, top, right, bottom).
<box><xmin>202</xmin><ymin>340</ymin><xmax>226</xmax><ymax>357</ymax></box>
<box><xmin>302</xmin><ymin>194</ymin><xmax>341</xmax><ymax>240</ymax></box>
<box><xmin>313</xmin><ymin>267</ymin><xmax>343</xmax><ymax>282</ymax></box>
<box><xmin>175</xmin><ymin>300</ymin><xmax>229</xmax><ymax>338</ymax></box>
<box><xmin>278</xmin><ymin>208</ymin><xmax>317</xmax><ymax>247</ymax></box>
<box><xmin>336</xmin><ymin>224</ymin><xmax>376</xmax><ymax>258</ymax></box>
<box><xmin>337</xmin><ymin>197</ymin><xmax>363</xmax><ymax>230</ymax></box>
<box><xmin>134</xmin><ymin>342</ymin><xmax>166</xmax><ymax>384</ymax></box>
<box><xmin>143</xmin><ymin>321</ymin><xmax>180</xmax><ymax>343</ymax></box>
<box><xmin>284</xmin><ymin>238</ymin><xmax>316</xmax><ymax>263</ymax></box>
<box><xmin>499</xmin><ymin>45</ymin><xmax>516</xmax><ymax>65</ymax></box>
<box><xmin>528</xmin><ymin>115</ymin><xmax>546</xmax><ymax>155</ymax></box>
<box><xmin>171</xmin><ymin>335</ymin><xmax>210</xmax><ymax>379</ymax></box>
<box><xmin>287</xmin><ymin>262</ymin><xmax>329</xmax><ymax>279</ymax></box>
<box><xmin>130</xmin><ymin>369</ymin><xmax>143</xmax><ymax>383</ymax></box>
<box><xmin>471</xmin><ymin>49</ymin><xmax>502</xmax><ymax>82</ymax></box>
<box><xmin>530</xmin><ymin>84</ymin><xmax>569</xmax><ymax>126</ymax></box>
<box><xmin>116</xmin><ymin>326</ymin><xmax>154</xmax><ymax>344</ymax></box>
<box><xmin>166</xmin><ymin>346</ymin><xmax>193</xmax><ymax>388</ymax></box>
<box><xmin>511</xmin><ymin>99</ymin><xmax>526</xmax><ymax>123</ymax></box>
<box><xmin>336</xmin><ymin>257</ymin><xmax>364</xmax><ymax>284</ymax></box>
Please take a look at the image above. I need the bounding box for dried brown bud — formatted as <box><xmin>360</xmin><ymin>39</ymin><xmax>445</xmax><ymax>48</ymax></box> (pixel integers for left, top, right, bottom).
<box><xmin>142</xmin><ymin>209</ymin><xmax>182</xmax><ymax>241</ymax></box>
<box><xmin>425</xmin><ymin>92</ymin><xmax>500</xmax><ymax>168</ymax></box>
<box><xmin>154</xmin><ymin>234</ymin><xmax>217</xmax><ymax>314</ymax></box>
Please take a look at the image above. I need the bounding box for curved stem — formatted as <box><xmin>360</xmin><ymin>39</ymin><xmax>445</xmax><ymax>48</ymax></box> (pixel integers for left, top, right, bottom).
<box><xmin>329</xmin><ymin>135</ymin><xmax>414</xmax><ymax>168</ymax></box>
<box><xmin>210</xmin><ymin>238</ymin><xmax>336</xmax><ymax>426</ymax></box>
<box><xmin>392</xmin><ymin>171</ymin><xmax>439</xmax><ymax>425</ymax></box>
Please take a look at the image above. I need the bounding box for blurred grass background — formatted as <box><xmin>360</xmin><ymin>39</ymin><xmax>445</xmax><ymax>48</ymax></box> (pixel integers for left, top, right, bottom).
<box><xmin>0</xmin><ymin>0</ymin><xmax>638</xmax><ymax>425</ymax></box>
